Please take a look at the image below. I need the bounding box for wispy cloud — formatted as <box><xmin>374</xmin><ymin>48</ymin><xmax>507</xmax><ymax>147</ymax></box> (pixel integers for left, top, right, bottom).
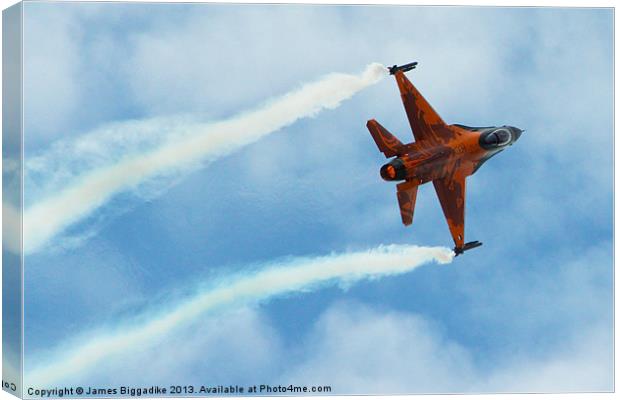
<box><xmin>283</xmin><ymin>302</ymin><xmax>612</xmax><ymax>393</ymax></box>
<box><xmin>21</xmin><ymin>63</ymin><xmax>386</xmax><ymax>254</ymax></box>
<box><xmin>27</xmin><ymin>244</ymin><xmax>453</xmax><ymax>385</ymax></box>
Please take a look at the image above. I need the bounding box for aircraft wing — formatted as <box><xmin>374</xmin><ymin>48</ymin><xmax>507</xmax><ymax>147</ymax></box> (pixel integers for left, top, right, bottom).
<box><xmin>394</xmin><ymin>71</ymin><xmax>454</xmax><ymax>145</ymax></box>
<box><xmin>432</xmin><ymin>171</ymin><xmax>466</xmax><ymax>249</ymax></box>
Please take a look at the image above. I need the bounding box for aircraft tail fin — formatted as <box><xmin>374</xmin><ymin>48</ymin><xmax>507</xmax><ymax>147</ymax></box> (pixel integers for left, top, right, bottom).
<box><xmin>367</xmin><ymin>119</ymin><xmax>406</xmax><ymax>158</ymax></box>
<box><xmin>396</xmin><ymin>181</ymin><xmax>418</xmax><ymax>226</ymax></box>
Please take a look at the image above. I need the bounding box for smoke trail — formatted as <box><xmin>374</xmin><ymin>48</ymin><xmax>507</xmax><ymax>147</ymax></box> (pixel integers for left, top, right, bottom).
<box><xmin>27</xmin><ymin>244</ymin><xmax>453</xmax><ymax>385</ymax></box>
<box><xmin>22</xmin><ymin>63</ymin><xmax>387</xmax><ymax>254</ymax></box>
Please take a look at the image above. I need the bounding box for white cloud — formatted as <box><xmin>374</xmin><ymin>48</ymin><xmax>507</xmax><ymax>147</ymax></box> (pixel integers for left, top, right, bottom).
<box><xmin>31</xmin><ymin>299</ymin><xmax>611</xmax><ymax>394</ymax></box>
<box><xmin>18</xmin><ymin>5</ymin><xmax>612</xmax><ymax>396</ymax></box>
<box><xmin>23</xmin><ymin>63</ymin><xmax>386</xmax><ymax>254</ymax></box>
<box><xmin>22</xmin><ymin>6</ymin><xmax>612</xmax><ymax>257</ymax></box>
<box><xmin>123</xmin><ymin>6</ymin><xmax>377</xmax><ymax>116</ymax></box>
<box><xmin>23</xmin><ymin>5</ymin><xmax>82</xmax><ymax>141</ymax></box>
<box><xmin>116</xmin><ymin>7</ymin><xmax>612</xmax><ymax>256</ymax></box>
<box><xmin>284</xmin><ymin>302</ymin><xmax>477</xmax><ymax>393</ymax></box>
<box><xmin>26</xmin><ymin>244</ymin><xmax>452</xmax><ymax>386</ymax></box>
<box><xmin>285</xmin><ymin>302</ymin><xmax>612</xmax><ymax>394</ymax></box>
<box><xmin>121</xmin><ymin>6</ymin><xmax>508</xmax><ymax>120</ymax></box>
<box><xmin>25</xmin><ymin>240</ymin><xmax>612</xmax><ymax>393</ymax></box>
<box><xmin>476</xmin><ymin>322</ymin><xmax>612</xmax><ymax>393</ymax></box>
<box><xmin>88</xmin><ymin>308</ymin><xmax>284</xmax><ymax>387</ymax></box>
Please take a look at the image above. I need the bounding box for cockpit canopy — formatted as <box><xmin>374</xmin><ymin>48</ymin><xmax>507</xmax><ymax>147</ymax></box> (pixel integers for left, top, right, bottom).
<box><xmin>480</xmin><ymin>128</ymin><xmax>512</xmax><ymax>149</ymax></box>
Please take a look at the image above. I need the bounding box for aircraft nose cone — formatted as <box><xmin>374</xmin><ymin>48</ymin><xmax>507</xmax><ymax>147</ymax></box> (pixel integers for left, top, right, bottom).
<box><xmin>511</xmin><ymin>127</ymin><xmax>524</xmax><ymax>142</ymax></box>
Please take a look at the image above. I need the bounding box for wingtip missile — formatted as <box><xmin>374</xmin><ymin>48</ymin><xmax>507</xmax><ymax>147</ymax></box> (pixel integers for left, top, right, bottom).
<box><xmin>454</xmin><ymin>241</ymin><xmax>483</xmax><ymax>257</ymax></box>
<box><xmin>388</xmin><ymin>62</ymin><xmax>418</xmax><ymax>75</ymax></box>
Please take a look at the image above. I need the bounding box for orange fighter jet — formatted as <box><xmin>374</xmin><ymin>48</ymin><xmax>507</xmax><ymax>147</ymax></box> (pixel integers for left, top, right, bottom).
<box><xmin>367</xmin><ymin>62</ymin><xmax>523</xmax><ymax>256</ymax></box>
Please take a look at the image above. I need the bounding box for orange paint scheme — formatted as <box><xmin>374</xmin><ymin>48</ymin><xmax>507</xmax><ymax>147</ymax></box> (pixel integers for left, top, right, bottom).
<box><xmin>367</xmin><ymin>65</ymin><xmax>522</xmax><ymax>255</ymax></box>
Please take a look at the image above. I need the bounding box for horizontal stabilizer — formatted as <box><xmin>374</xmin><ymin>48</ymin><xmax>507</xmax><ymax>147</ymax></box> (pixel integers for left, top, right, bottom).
<box><xmin>396</xmin><ymin>181</ymin><xmax>418</xmax><ymax>226</ymax></box>
<box><xmin>367</xmin><ymin>119</ymin><xmax>406</xmax><ymax>158</ymax></box>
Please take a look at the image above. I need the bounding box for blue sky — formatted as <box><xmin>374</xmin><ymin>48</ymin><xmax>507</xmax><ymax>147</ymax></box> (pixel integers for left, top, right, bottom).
<box><xmin>16</xmin><ymin>3</ymin><xmax>612</xmax><ymax>394</ymax></box>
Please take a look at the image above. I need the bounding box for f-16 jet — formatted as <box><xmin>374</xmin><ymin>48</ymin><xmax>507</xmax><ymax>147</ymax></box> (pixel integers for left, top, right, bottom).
<box><xmin>367</xmin><ymin>62</ymin><xmax>522</xmax><ymax>256</ymax></box>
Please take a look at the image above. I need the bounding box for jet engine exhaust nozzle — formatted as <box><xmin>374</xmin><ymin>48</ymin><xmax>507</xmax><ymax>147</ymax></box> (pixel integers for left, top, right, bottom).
<box><xmin>380</xmin><ymin>159</ymin><xmax>406</xmax><ymax>181</ymax></box>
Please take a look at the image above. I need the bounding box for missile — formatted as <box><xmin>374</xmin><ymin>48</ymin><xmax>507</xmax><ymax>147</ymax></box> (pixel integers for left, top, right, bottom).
<box><xmin>454</xmin><ymin>241</ymin><xmax>483</xmax><ymax>257</ymax></box>
<box><xmin>388</xmin><ymin>62</ymin><xmax>418</xmax><ymax>75</ymax></box>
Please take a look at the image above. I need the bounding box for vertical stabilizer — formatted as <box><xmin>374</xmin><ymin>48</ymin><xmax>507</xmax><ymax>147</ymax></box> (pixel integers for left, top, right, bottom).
<box><xmin>367</xmin><ymin>119</ymin><xmax>405</xmax><ymax>158</ymax></box>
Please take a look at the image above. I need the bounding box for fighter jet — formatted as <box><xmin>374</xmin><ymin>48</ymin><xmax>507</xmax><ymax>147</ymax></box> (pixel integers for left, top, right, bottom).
<box><xmin>367</xmin><ymin>62</ymin><xmax>522</xmax><ymax>256</ymax></box>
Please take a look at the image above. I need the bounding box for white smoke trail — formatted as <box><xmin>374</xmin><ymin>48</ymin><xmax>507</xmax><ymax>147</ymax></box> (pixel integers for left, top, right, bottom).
<box><xmin>27</xmin><ymin>244</ymin><xmax>453</xmax><ymax>386</ymax></box>
<box><xmin>22</xmin><ymin>63</ymin><xmax>387</xmax><ymax>254</ymax></box>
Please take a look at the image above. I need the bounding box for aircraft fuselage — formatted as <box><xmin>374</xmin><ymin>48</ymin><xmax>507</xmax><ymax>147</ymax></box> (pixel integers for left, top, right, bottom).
<box><xmin>379</xmin><ymin>125</ymin><xmax>522</xmax><ymax>185</ymax></box>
